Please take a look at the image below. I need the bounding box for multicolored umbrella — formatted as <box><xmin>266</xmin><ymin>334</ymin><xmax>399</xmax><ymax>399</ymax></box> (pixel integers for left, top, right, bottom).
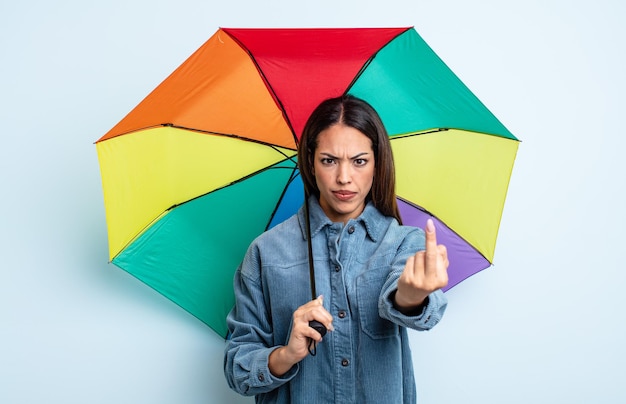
<box><xmin>96</xmin><ymin>27</ymin><xmax>519</xmax><ymax>338</ymax></box>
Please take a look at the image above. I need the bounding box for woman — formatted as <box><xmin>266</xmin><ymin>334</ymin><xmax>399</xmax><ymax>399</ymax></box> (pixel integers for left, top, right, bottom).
<box><xmin>224</xmin><ymin>95</ymin><xmax>449</xmax><ymax>403</ymax></box>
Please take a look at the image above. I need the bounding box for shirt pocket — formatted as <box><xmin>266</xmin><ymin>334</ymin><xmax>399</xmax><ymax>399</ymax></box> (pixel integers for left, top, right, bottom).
<box><xmin>355</xmin><ymin>264</ymin><xmax>399</xmax><ymax>340</ymax></box>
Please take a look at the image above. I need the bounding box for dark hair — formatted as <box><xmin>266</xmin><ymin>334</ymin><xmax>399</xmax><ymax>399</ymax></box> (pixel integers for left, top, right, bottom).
<box><xmin>298</xmin><ymin>95</ymin><xmax>402</xmax><ymax>224</ymax></box>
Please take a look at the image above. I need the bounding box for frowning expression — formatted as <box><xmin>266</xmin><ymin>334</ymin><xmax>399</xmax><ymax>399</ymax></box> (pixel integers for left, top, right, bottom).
<box><xmin>313</xmin><ymin>124</ymin><xmax>375</xmax><ymax>224</ymax></box>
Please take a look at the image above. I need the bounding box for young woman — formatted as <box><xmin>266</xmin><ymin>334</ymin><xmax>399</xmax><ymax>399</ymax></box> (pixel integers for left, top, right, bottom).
<box><xmin>224</xmin><ymin>95</ymin><xmax>449</xmax><ymax>403</ymax></box>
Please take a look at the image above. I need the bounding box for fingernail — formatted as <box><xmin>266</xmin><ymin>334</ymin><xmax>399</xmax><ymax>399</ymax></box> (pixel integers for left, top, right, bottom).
<box><xmin>426</xmin><ymin>218</ymin><xmax>435</xmax><ymax>233</ymax></box>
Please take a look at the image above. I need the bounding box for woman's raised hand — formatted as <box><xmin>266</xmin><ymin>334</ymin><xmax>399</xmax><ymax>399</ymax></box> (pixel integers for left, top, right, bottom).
<box><xmin>395</xmin><ymin>219</ymin><xmax>449</xmax><ymax>312</ymax></box>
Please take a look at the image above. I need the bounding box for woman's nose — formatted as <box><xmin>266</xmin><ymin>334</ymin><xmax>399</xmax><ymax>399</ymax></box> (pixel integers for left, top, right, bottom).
<box><xmin>336</xmin><ymin>163</ymin><xmax>351</xmax><ymax>184</ymax></box>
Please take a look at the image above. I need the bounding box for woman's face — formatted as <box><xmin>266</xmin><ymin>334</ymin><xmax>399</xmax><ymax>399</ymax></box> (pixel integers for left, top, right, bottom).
<box><xmin>313</xmin><ymin>123</ymin><xmax>375</xmax><ymax>224</ymax></box>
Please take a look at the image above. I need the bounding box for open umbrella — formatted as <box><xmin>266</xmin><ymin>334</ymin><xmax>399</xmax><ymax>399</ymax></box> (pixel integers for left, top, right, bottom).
<box><xmin>96</xmin><ymin>27</ymin><xmax>519</xmax><ymax>338</ymax></box>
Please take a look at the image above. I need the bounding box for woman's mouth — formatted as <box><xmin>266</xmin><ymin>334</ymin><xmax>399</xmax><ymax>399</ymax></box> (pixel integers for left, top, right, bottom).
<box><xmin>333</xmin><ymin>190</ymin><xmax>356</xmax><ymax>201</ymax></box>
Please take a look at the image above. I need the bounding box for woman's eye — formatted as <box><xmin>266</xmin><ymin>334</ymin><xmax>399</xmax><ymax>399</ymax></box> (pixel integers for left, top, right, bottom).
<box><xmin>354</xmin><ymin>158</ymin><xmax>367</xmax><ymax>166</ymax></box>
<box><xmin>321</xmin><ymin>158</ymin><xmax>335</xmax><ymax>165</ymax></box>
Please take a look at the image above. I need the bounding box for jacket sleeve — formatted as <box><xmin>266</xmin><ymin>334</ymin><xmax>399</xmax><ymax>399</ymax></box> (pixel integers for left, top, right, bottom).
<box><xmin>377</xmin><ymin>227</ymin><xmax>448</xmax><ymax>331</ymax></box>
<box><xmin>223</xmin><ymin>243</ymin><xmax>298</xmax><ymax>396</ymax></box>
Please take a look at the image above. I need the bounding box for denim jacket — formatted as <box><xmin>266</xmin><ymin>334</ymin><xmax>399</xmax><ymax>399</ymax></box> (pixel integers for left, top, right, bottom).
<box><xmin>224</xmin><ymin>197</ymin><xmax>447</xmax><ymax>403</ymax></box>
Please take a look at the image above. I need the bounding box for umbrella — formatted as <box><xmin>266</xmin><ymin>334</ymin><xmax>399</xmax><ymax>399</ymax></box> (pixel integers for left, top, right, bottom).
<box><xmin>96</xmin><ymin>27</ymin><xmax>519</xmax><ymax>338</ymax></box>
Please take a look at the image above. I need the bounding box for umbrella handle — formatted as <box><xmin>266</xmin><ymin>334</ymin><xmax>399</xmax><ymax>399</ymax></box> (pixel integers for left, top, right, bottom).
<box><xmin>309</xmin><ymin>320</ymin><xmax>328</xmax><ymax>337</ymax></box>
<box><xmin>308</xmin><ymin>320</ymin><xmax>327</xmax><ymax>356</ymax></box>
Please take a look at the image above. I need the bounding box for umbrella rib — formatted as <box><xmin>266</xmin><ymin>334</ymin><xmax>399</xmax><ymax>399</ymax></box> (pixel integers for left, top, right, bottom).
<box><xmin>95</xmin><ymin>124</ymin><xmax>165</xmax><ymax>143</ymax></box>
<box><xmin>98</xmin><ymin>123</ymin><xmax>298</xmax><ymax>151</ymax></box>
<box><xmin>156</xmin><ymin>123</ymin><xmax>298</xmax><ymax>163</ymax></box>
<box><xmin>160</xmin><ymin>123</ymin><xmax>298</xmax><ymax>151</ymax></box>
<box><xmin>109</xmin><ymin>209</ymin><xmax>169</xmax><ymax>262</ymax></box>
<box><xmin>166</xmin><ymin>157</ymin><xmax>297</xmax><ymax>211</ymax></box>
<box><xmin>390</xmin><ymin>128</ymin><xmax>523</xmax><ymax>141</ymax></box>
<box><xmin>389</xmin><ymin>128</ymin><xmax>448</xmax><ymax>139</ymax></box>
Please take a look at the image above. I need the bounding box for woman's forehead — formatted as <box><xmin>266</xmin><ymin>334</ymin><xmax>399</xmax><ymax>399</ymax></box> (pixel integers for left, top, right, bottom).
<box><xmin>315</xmin><ymin>124</ymin><xmax>372</xmax><ymax>153</ymax></box>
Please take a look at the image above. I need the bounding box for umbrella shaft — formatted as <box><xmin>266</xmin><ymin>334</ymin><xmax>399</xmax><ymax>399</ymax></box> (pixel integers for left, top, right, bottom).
<box><xmin>304</xmin><ymin>196</ymin><xmax>317</xmax><ymax>300</ymax></box>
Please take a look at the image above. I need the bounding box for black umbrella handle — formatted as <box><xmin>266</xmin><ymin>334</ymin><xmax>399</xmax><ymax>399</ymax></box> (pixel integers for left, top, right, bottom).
<box><xmin>308</xmin><ymin>320</ymin><xmax>327</xmax><ymax>356</ymax></box>
<box><xmin>309</xmin><ymin>320</ymin><xmax>327</xmax><ymax>337</ymax></box>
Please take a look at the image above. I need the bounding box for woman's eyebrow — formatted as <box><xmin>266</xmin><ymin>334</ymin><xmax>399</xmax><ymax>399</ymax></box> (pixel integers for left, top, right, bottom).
<box><xmin>318</xmin><ymin>151</ymin><xmax>370</xmax><ymax>159</ymax></box>
<box><xmin>350</xmin><ymin>152</ymin><xmax>370</xmax><ymax>159</ymax></box>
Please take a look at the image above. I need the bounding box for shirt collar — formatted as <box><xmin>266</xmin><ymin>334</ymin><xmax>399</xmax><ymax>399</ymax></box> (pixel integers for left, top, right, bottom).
<box><xmin>298</xmin><ymin>196</ymin><xmax>387</xmax><ymax>242</ymax></box>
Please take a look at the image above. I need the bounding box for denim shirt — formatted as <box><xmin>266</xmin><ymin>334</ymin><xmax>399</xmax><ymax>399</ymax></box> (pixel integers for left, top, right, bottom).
<box><xmin>224</xmin><ymin>197</ymin><xmax>447</xmax><ymax>403</ymax></box>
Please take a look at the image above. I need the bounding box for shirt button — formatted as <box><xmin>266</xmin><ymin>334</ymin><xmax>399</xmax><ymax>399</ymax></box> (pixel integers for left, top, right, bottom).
<box><xmin>341</xmin><ymin>358</ymin><xmax>350</xmax><ymax>367</ymax></box>
<box><xmin>347</xmin><ymin>226</ymin><xmax>355</xmax><ymax>234</ymax></box>
<box><xmin>258</xmin><ymin>373</ymin><xmax>265</xmax><ymax>382</ymax></box>
<box><xmin>338</xmin><ymin>310</ymin><xmax>346</xmax><ymax>318</ymax></box>
<box><xmin>335</xmin><ymin>265</ymin><xmax>340</xmax><ymax>272</ymax></box>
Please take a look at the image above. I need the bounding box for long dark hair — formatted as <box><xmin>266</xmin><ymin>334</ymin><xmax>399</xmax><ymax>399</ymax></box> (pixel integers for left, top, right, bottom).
<box><xmin>298</xmin><ymin>95</ymin><xmax>402</xmax><ymax>224</ymax></box>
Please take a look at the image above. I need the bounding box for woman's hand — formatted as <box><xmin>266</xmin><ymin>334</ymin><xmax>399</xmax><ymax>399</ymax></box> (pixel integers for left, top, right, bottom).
<box><xmin>269</xmin><ymin>296</ymin><xmax>333</xmax><ymax>376</ymax></box>
<box><xmin>395</xmin><ymin>219</ymin><xmax>449</xmax><ymax>313</ymax></box>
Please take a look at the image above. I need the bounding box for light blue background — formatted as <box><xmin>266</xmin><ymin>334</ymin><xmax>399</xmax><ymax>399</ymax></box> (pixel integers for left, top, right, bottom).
<box><xmin>2</xmin><ymin>0</ymin><xmax>624</xmax><ymax>403</ymax></box>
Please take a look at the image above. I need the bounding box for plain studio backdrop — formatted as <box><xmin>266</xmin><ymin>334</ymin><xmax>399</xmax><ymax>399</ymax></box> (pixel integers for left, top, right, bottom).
<box><xmin>1</xmin><ymin>0</ymin><xmax>624</xmax><ymax>403</ymax></box>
